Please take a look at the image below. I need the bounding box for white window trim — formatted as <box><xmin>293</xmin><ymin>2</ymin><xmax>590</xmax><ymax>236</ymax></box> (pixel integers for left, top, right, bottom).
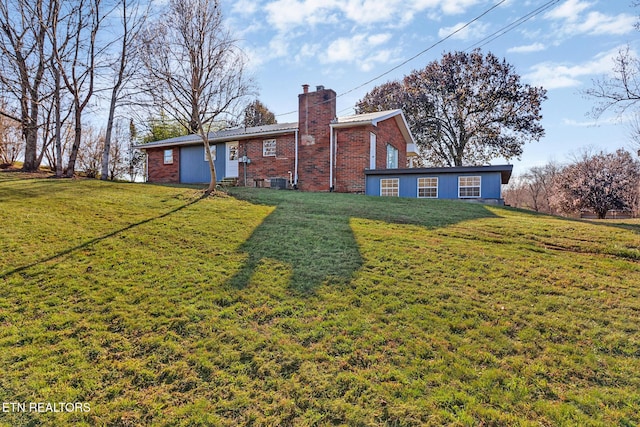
<box><xmin>386</xmin><ymin>144</ymin><xmax>399</xmax><ymax>169</ymax></box>
<box><xmin>163</xmin><ymin>149</ymin><xmax>173</xmax><ymax>165</ymax></box>
<box><xmin>458</xmin><ymin>176</ymin><xmax>481</xmax><ymax>198</ymax></box>
<box><xmin>369</xmin><ymin>133</ymin><xmax>376</xmax><ymax>169</ymax></box>
<box><xmin>263</xmin><ymin>139</ymin><xmax>276</xmax><ymax>157</ymax></box>
<box><xmin>380</xmin><ymin>178</ymin><xmax>399</xmax><ymax>197</ymax></box>
<box><xmin>417</xmin><ymin>177</ymin><xmax>438</xmax><ymax>198</ymax></box>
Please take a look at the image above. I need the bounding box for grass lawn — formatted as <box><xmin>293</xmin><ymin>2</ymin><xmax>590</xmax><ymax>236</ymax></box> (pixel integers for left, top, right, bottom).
<box><xmin>1</xmin><ymin>173</ymin><xmax>639</xmax><ymax>426</ymax></box>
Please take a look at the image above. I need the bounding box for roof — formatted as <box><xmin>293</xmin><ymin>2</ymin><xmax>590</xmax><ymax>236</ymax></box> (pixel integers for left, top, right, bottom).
<box><xmin>134</xmin><ymin>122</ymin><xmax>298</xmax><ymax>149</ymax></box>
<box><xmin>134</xmin><ymin>109</ymin><xmax>415</xmax><ymax>149</ymax></box>
<box><xmin>364</xmin><ymin>164</ymin><xmax>514</xmax><ymax>184</ymax></box>
<box><xmin>332</xmin><ymin>109</ymin><xmax>415</xmax><ymax>145</ymax></box>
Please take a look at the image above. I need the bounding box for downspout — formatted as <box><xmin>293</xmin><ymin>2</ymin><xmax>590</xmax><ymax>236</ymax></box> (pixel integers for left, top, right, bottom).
<box><xmin>294</xmin><ymin>129</ymin><xmax>299</xmax><ymax>188</ymax></box>
<box><xmin>329</xmin><ymin>124</ymin><xmax>335</xmax><ymax>191</ymax></box>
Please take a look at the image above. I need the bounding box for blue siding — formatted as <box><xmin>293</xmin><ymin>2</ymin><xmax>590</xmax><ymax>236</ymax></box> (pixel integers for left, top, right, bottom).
<box><xmin>180</xmin><ymin>144</ymin><xmax>225</xmax><ymax>183</ymax></box>
<box><xmin>365</xmin><ymin>172</ymin><xmax>504</xmax><ymax>200</ymax></box>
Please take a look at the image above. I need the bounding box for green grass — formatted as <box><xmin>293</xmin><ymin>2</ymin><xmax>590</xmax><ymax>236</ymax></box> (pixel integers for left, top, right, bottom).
<box><xmin>1</xmin><ymin>174</ymin><xmax>639</xmax><ymax>426</ymax></box>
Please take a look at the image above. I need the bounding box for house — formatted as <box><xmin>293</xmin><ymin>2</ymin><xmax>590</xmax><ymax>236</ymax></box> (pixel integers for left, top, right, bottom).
<box><xmin>136</xmin><ymin>84</ymin><xmax>512</xmax><ymax>203</ymax></box>
<box><xmin>364</xmin><ymin>165</ymin><xmax>513</xmax><ymax>204</ymax></box>
<box><xmin>136</xmin><ymin>85</ymin><xmax>416</xmax><ymax>193</ymax></box>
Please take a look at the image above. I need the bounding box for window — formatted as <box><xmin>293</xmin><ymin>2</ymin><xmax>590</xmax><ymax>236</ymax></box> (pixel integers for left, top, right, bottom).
<box><xmin>204</xmin><ymin>145</ymin><xmax>216</xmax><ymax>161</ymax></box>
<box><xmin>380</xmin><ymin>178</ymin><xmax>399</xmax><ymax>197</ymax></box>
<box><xmin>263</xmin><ymin>139</ymin><xmax>276</xmax><ymax>157</ymax></box>
<box><xmin>163</xmin><ymin>149</ymin><xmax>173</xmax><ymax>164</ymax></box>
<box><xmin>386</xmin><ymin>144</ymin><xmax>398</xmax><ymax>169</ymax></box>
<box><xmin>229</xmin><ymin>144</ymin><xmax>238</xmax><ymax>161</ymax></box>
<box><xmin>459</xmin><ymin>176</ymin><xmax>481</xmax><ymax>198</ymax></box>
<box><xmin>418</xmin><ymin>177</ymin><xmax>438</xmax><ymax>198</ymax></box>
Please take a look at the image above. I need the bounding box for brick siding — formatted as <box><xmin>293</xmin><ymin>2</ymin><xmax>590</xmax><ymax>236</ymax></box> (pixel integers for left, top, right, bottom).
<box><xmin>237</xmin><ymin>134</ymin><xmax>296</xmax><ymax>187</ymax></box>
<box><xmin>147</xmin><ymin>147</ymin><xmax>179</xmax><ymax>183</ymax></box>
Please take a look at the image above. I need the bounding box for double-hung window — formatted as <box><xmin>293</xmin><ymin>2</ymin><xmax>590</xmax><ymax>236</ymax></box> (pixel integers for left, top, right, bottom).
<box><xmin>459</xmin><ymin>176</ymin><xmax>481</xmax><ymax>198</ymax></box>
<box><xmin>163</xmin><ymin>149</ymin><xmax>173</xmax><ymax>164</ymax></box>
<box><xmin>380</xmin><ymin>178</ymin><xmax>399</xmax><ymax>197</ymax></box>
<box><xmin>263</xmin><ymin>139</ymin><xmax>276</xmax><ymax>157</ymax></box>
<box><xmin>418</xmin><ymin>177</ymin><xmax>438</xmax><ymax>198</ymax></box>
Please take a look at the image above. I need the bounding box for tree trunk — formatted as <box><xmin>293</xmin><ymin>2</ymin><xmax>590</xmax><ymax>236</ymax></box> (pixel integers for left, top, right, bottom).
<box><xmin>202</xmin><ymin>136</ymin><xmax>217</xmax><ymax>195</ymax></box>
<box><xmin>64</xmin><ymin>106</ymin><xmax>82</xmax><ymax>177</ymax></box>
<box><xmin>101</xmin><ymin>87</ymin><xmax>118</xmax><ymax>180</ymax></box>
<box><xmin>22</xmin><ymin>125</ymin><xmax>39</xmax><ymax>171</ymax></box>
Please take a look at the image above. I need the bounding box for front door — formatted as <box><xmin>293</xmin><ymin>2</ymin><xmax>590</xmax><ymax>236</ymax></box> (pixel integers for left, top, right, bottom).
<box><xmin>225</xmin><ymin>141</ymin><xmax>239</xmax><ymax>178</ymax></box>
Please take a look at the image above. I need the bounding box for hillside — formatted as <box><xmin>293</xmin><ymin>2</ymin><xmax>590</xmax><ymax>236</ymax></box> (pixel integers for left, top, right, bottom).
<box><xmin>1</xmin><ymin>174</ymin><xmax>639</xmax><ymax>426</ymax></box>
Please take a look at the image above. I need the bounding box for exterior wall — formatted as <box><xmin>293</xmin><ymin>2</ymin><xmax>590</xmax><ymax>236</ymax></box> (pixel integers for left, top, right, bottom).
<box><xmin>334</xmin><ymin>125</ymin><xmax>372</xmax><ymax>193</ymax></box>
<box><xmin>365</xmin><ymin>172</ymin><xmax>504</xmax><ymax>200</ymax></box>
<box><xmin>237</xmin><ymin>134</ymin><xmax>296</xmax><ymax>187</ymax></box>
<box><xmin>375</xmin><ymin>118</ymin><xmax>408</xmax><ymax>169</ymax></box>
<box><xmin>334</xmin><ymin>117</ymin><xmax>409</xmax><ymax>193</ymax></box>
<box><xmin>298</xmin><ymin>86</ymin><xmax>336</xmax><ymax>191</ymax></box>
<box><xmin>179</xmin><ymin>143</ymin><xmax>225</xmax><ymax>183</ymax></box>
<box><xmin>147</xmin><ymin>147</ymin><xmax>179</xmax><ymax>183</ymax></box>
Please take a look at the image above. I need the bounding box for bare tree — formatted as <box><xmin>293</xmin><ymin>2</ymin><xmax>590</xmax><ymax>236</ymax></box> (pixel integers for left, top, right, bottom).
<box><xmin>585</xmin><ymin>46</ymin><xmax>640</xmax><ymax>120</ymax></box>
<box><xmin>107</xmin><ymin>119</ymin><xmax>130</xmax><ymax>180</ymax></box>
<box><xmin>59</xmin><ymin>0</ymin><xmax>103</xmax><ymax>178</ymax></box>
<box><xmin>503</xmin><ymin>162</ymin><xmax>562</xmax><ymax>214</ymax></box>
<box><xmin>76</xmin><ymin>125</ymin><xmax>103</xmax><ymax>178</ymax></box>
<box><xmin>100</xmin><ymin>0</ymin><xmax>148</xmax><ymax>181</ymax></box>
<box><xmin>0</xmin><ymin>0</ymin><xmax>53</xmax><ymax>171</ymax></box>
<box><xmin>140</xmin><ymin>0</ymin><xmax>253</xmax><ymax>194</ymax></box>
<box><xmin>127</xmin><ymin>119</ymin><xmax>144</xmax><ymax>182</ymax></box>
<box><xmin>0</xmin><ymin>99</ymin><xmax>22</xmax><ymax>165</ymax></box>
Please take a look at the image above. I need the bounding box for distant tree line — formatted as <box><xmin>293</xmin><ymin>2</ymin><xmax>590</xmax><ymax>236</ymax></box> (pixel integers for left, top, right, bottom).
<box><xmin>504</xmin><ymin>149</ymin><xmax>640</xmax><ymax>219</ymax></box>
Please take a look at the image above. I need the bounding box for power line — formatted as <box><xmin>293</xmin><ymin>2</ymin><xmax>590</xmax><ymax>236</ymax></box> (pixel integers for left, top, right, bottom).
<box><xmin>275</xmin><ymin>0</ymin><xmax>560</xmax><ymax>118</ymax></box>
<box><xmin>466</xmin><ymin>0</ymin><xmax>561</xmax><ymax>51</ymax></box>
<box><xmin>335</xmin><ymin>0</ymin><xmax>510</xmax><ymax>100</ymax></box>
<box><xmin>275</xmin><ymin>0</ymin><xmax>509</xmax><ymax>118</ymax></box>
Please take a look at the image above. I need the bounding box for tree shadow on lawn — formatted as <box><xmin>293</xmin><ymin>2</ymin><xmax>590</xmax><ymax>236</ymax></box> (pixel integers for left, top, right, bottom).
<box><xmin>0</xmin><ymin>195</ymin><xmax>204</xmax><ymax>280</ymax></box>
<box><xmin>226</xmin><ymin>189</ymin><xmax>499</xmax><ymax>293</ymax></box>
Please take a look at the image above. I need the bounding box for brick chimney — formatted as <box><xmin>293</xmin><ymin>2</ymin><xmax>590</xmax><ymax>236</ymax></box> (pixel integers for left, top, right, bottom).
<box><xmin>298</xmin><ymin>84</ymin><xmax>336</xmax><ymax>146</ymax></box>
<box><xmin>297</xmin><ymin>85</ymin><xmax>337</xmax><ymax>191</ymax></box>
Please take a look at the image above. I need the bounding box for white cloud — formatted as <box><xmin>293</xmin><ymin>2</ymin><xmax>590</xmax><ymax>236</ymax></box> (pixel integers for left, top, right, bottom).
<box><xmin>545</xmin><ymin>0</ymin><xmax>635</xmax><ymax>37</ymax></box>
<box><xmin>262</xmin><ymin>0</ymin><xmax>488</xmax><ymax>32</ymax></box>
<box><xmin>264</xmin><ymin>0</ymin><xmax>339</xmax><ymax>31</ymax></box>
<box><xmin>507</xmin><ymin>43</ymin><xmax>546</xmax><ymax>54</ymax></box>
<box><xmin>231</xmin><ymin>0</ymin><xmax>260</xmax><ymax>16</ymax></box>
<box><xmin>323</xmin><ymin>33</ymin><xmax>395</xmax><ymax>71</ymax></box>
<box><xmin>440</xmin><ymin>0</ymin><xmax>483</xmax><ymax>15</ymax></box>
<box><xmin>571</xmin><ymin>11</ymin><xmax>636</xmax><ymax>36</ymax></box>
<box><xmin>524</xmin><ymin>46</ymin><xmax>628</xmax><ymax>89</ymax></box>
<box><xmin>437</xmin><ymin>21</ymin><xmax>489</xmax><ymax>41</ymax></box>
<box><xmin>545</xmin><ymin>0</ymin><xmax>593</xmax><ymax>22</ymax></box>
<box><xmin>563</xmin><ymin>116</ymin><xmax>626</xmax><ymax>127</ymax></box>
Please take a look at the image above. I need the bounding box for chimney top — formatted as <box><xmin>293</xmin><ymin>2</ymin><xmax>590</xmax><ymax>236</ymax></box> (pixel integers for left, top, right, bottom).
<box><xmin>316</xmin><ymin>85</ymin><xmax>325</xmax><ymax>91</ymax></box>
<box><xmin>302</xmin><ymin>84</ymin><xmax>309</xmax><ymax>94</ymax></box>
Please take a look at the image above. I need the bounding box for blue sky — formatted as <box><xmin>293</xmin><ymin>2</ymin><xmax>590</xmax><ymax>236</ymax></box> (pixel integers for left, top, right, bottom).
<box><xmin>223</xmin><ymin>0</ymin><xmax>638</xmax><ymax>172</ymax></box>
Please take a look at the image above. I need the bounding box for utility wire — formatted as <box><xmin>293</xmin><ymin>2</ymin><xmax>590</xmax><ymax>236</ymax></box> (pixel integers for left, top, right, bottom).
<box><xmin>466</xmin><ymin>0</ymin><xmax>561</xmax><ymax>51</ymax></box>
<box><xmin>276</xmin><ymin>0</ymin><xmax>559</xmax><ymax>118</ymax></box>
